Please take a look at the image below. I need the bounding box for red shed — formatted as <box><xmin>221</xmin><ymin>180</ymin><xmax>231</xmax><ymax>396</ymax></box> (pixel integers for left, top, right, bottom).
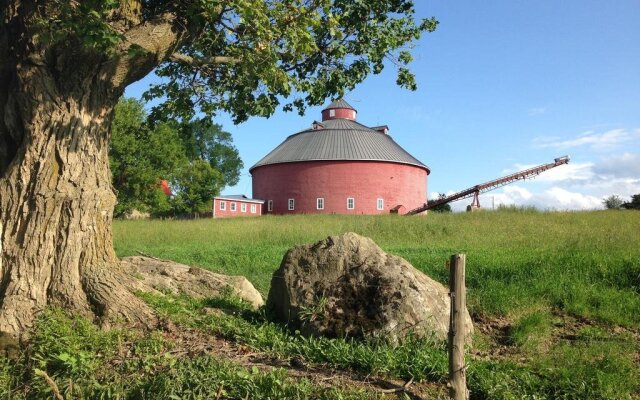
<box><xmin>250</xmin><ymin>100</ymin><xmax>430</xmax><ymax>215</ymax></box>
<box><xmin>213</xmin><ymin>195</ymin><xmax>264</xmax><ymax>218</ymax></box>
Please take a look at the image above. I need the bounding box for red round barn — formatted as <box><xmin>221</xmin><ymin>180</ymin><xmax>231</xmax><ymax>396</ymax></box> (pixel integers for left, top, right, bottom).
<box><xmin>250</xmin><ymin>99</ymin><xmax>430</xmax><ymax>215</ymax></box>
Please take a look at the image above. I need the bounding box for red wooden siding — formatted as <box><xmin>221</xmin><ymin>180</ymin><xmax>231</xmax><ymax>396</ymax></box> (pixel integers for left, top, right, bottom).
<box><xmin>252</xmin><ymin>160</ymin><xmax>427</xmax><ymax>215</ymax></box>
<box><xmin>213</xmin><ymin>198</ymin><xmax>263</xmax><ymax>218</ymax></box>
<box><xmin>321</xmin><ymin>108</ymin><xmax>356</xmax><ymax>121</ymax></box>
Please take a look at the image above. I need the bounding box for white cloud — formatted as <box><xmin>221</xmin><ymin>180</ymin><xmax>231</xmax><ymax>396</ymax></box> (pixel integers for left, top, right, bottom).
<box><xmin>440</xmin><ymin>152</ymin><xmax>640</xmax><ymax>211</ymax></box>
<box><xmin>491</xmin><ymin>186</ymin><xmax>602</xmax><ymax>210</ymax></box>
<box><xmin>499</xmin><ymin>153</ymin><xmax>640</xmax><ymax>193</ymax></box>
<box><xmin>571</xmin><ymin>177</ymin><xmax>640</xmax><ymax>199</ymax></box>
<box><xmin>593</xmin><ymin>152</ymin><xmax>640</xmax><ymax>178</ymax></box>
<box><xmin>503</xmin><ymin>161</ymin><xmax>594</xmax><ymax>183</ymax></box>
<box><xmin>445</xmin><ymin>186</ymin><xmax>602</xmax><ymax>212</ymax></box>
<box><xmin>532</xmin><ymin>128</ymin><xmax>640</xmax><ymax>150</ymax></box>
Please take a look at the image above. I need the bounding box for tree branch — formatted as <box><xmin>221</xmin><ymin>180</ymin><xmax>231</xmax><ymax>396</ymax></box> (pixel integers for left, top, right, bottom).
<box><xmin>169</xmin><ymin>53</ymin><xmax>240</xmax><ymax>66</ymax></box>
<box><xmin>106</xmin><ymin>12</ymin><xmax>189</xmax><ymax>91</ymax></box>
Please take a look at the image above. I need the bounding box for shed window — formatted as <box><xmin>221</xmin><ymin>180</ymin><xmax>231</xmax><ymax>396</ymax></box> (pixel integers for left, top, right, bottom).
<box><xmin>316</xmin><ymin>198</ymin><xmax>324</xmax><ymax>210</ymax></box>
<box><xmin>220</xmin><ymin>201</ymin><xmax>226</xmax><ymax>211</ymax></box>
<box><xmin>251</xmin><ymin>204</ymin><xmax>257</xmax><ymax>214</ymax></box>
<box><xmin>377</xmin><ymin>198</ymin><xmax>384</xmax><ymax>210</ymax></box>
<box><xmin>288</xmin><ymin>198</ymin><xmax>295</xmax><ymax>211</ymax></box>
<box><xmin>241</xmin><ymin>203</ymin><xmax>247</xmax><ymax>212</ymax></box>
<box><xmin>230</xmin><ymin>202</ymin><xmax>236</xmax><ymax>212</ymax></box>
<box><xmin>268</xmin><ymin>200</ymin><xmax>273</xmax><ymax>212</ymax></box>
<box><xmin>347</xmin><ymin>197</ymin><xmax>355</xmax><ymax>210</ymax></box>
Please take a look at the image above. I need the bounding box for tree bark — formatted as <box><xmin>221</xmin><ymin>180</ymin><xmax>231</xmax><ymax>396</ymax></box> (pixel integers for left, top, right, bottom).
<box><xmin>0</xmin><ymin>1</ymin><xmax>181</xmax><ymax>338</ymax></box>
<box><xmin>0</xmin><ymin>56</ymin><xmax>159</xmax><ymax>338</ymax></box>
<box><xmin>0</xmin><ymin>0</ymin><xmax>206</xmax><ymax>340</ymax></box>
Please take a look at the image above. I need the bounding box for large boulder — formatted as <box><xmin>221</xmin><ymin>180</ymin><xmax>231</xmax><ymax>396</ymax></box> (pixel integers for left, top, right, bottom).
<box><xmin>267</xmin><ymin>233</ymin><xmax>473</xmax><ymax>344</ymax></box>
<box><xmin>122</xmin><ymin>256</ymin><xmax>264</xmax><ymax>309</ymax></box>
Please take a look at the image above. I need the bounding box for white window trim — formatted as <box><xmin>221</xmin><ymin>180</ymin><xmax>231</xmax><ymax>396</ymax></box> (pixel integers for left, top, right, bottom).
<box><xmin>316</xmin><ymin>198</ymin><xmax>324</xmax><ymax>210</ymax></box>
<box><xmin>220</xmin><ymin>201</ymin><xmax>226</xmax><ymax>211</ymax></box>
<box><xmin>347</xmin><ymin>197</ymin><xmax>355</xmax><ymax>210</ymax></box>
<box><xmin>288</xmin><ymin>198</ymin><xmax>295</xmax><ymax>211</ymax></box>
<box><xmin>329</xmin><ymin>109</ymin><xmax>335</xmax><ymax>117</ymax></box>
<box><xmin>268</xmin><ymin>200</ymin><xmax>273</xmax><ymax>212</ymax></box>
<box><xmin>241</xmin><ymin>203</ymin><xmax>247</xmax><ymax>212</ymax></box>
<box><xmin>250</xmin><ymin>204</ymin><xmax>257</xmax><ymax>214</ymax></box>
<box><xmin>230</xmin><ymin>202</ymin><xmax>236</xmax><ymax>212</ymax></box>
<box><xmin>377</xmin><ymin>198</ymin><xmax>384</xmax><ymax>210</ymax></box>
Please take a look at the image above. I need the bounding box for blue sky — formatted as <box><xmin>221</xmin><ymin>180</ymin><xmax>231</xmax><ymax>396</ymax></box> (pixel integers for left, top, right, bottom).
<box><xmin>125</xmin><ymin>1</ymin><xmax>640</xmax><ymax>210</ymax></box>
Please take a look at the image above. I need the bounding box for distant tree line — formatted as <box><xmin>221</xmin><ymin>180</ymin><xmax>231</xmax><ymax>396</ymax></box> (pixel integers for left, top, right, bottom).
<box><xmin>110</xmin><ymin>98</ymin><xmax>243</xmax><ymax>218</ymax></box>
<box><xmin>602</xmin><ymin>194</ymin><xmax>640</xmax><ymax>210</ymax></box>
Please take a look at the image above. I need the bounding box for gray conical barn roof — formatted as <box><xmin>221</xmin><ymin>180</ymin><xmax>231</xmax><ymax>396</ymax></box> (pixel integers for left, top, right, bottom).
<box><xmin>249</xmin><ymin>117</ymin><xmax>429</xmax><ymax>172</ymax></box>
<box><xmin>323</xmin><ymin>98</ymin><xmax>356</xmax><ymax>111</ymax></box>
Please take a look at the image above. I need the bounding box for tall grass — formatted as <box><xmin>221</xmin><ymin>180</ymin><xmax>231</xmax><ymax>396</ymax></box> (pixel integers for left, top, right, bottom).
<box><xmin>2</xmin><ymin>210</ymin><xmax>638</xmax><ymax>400</ymax></box>
<box><xmin>112</xmin><ymin>210</ymin><xmax>640</xmax><ymax>399</ymax></box>
<box><xmin>114</xmin><ymin>210</ymin><xmax>640</xmax><ymax>399</ymax></box>
<box><xmin>114</xmin><ymin>210</ymin><xmax>640</xmax><ymax>327</ymax></box>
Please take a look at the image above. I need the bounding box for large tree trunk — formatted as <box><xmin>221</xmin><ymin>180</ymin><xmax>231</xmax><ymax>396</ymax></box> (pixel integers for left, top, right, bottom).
<box><xmin>0</xmin><ymin>0</ymin><xmax>190</xmax><ymax>340</ymax></box>
<box><xmin>0</xmin><ymin>1</ymin><xmax>192</xmax><ymax>341</ymax></box>
<box><xmin>0</xmin><ymin>52</ymin><xmax>156</xmax><ymax>339</ymax></box>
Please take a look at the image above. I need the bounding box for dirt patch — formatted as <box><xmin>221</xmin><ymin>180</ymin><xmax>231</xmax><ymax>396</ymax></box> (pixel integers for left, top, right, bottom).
<box><xmin>471</xmin><ymin>311</ymin><xmax>640</xmax><ymax>364</ymax></box>
<box><xmin>470</xmin><ymin>314</ymin><xmax>521</xmax><ymax>360</ymax></box>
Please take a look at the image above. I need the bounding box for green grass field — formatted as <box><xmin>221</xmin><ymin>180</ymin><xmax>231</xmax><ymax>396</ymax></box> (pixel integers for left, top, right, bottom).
<box><xmin>2</xmin><ymin>210</ymin><xmax>639</xmax><ymax>399</ymax></box>
<box><xmin>115</xmin><ymin>210</ymin><xmax>640</xmax><ymax>327</ymax></box>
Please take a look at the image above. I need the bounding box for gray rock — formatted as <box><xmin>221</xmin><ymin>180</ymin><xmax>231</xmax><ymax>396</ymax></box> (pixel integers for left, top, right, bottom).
<box><xmin>122</xmin><ymin>256</ymin><xmax>264</xmax><ymax>309</ymax></box>
<box><xmin>267</xmin><ymin>232</ymin><xmax>473</xmax><ymax>344</ymax></box>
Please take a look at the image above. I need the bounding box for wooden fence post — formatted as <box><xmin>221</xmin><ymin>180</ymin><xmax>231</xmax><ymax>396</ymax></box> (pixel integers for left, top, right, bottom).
<box><xmin>449</xmin><ymin>254</ymin><xmax>469</xmax><ymax>400</ymax></box>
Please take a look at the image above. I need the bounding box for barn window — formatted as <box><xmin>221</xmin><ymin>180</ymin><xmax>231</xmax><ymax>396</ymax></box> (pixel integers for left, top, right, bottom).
<box><xmin>230</xmin><ymin>202</ymin><xmax>237</xmax><ymax>212</ymax></box>
<box><xmin>268</xmin><ymin>200</ymin><xmax>273</xmax><ymax>212</ymax></box>
<box><xmin>347</xmin><ymin>197</ymin><xmax>355</xmax><ymax>210</ymax></box>
<box><xmin>377</xmin><ymin>198</ymin><xmax>384</xmax><ymax>210</ymax></box>
<box><xmin>220</xmin><ymin>201</ymin><xmax>226</xmax><ymax>211</ymax></box>
<box><xmin>329</xmin><ymin>109</ymin><xmax>335</xmax><ymax>117</ymax></box>
<box><xmin>316</xmin><ymin>198</ymin><xmax>324</xmax><ymax>210</ymax></box>
<box><xmin>251</xmin><ymin>204</ymin><xmax>257</xmax><ymax>213</ymax></box>
<box><xmin>288</xmin><ymin>198</ymin><xmax>295</xmax><ymax>211</ymax></box>
<box><xmin>241</xmin><ymin>203</ymin><xmax>247</xmax><ymax>212</ymax></box>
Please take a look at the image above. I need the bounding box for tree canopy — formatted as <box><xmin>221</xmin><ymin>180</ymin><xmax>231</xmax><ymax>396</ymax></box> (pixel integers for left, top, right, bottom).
<box><xmin>428</xmin><ymin>194</ymin><xmax>452</xmax><ymax>213</ymax></box>
<box><xmin>173</xmin><ymin>119</ymin><xmax>244</xmax><ymax>187</ymax></box>
<box><xmin>27</xmin><ymin>0</ymin><xmax>437</xmax><ymax>126</ymax></box>
<box><xmin>110</xmin><ymin>98</ymin><xmax>185</xmax><ymax>217</ymax></box>
<box><xmin>110</xmin><ymin>98</ymin><xmax>241</xmax><ymax>217</ymax></box>
<box><xmin>622</xmin><ymin>194</ymin><xmax>640</xmax><ymax>210</ymax></box>
<box><xmin>602</xmin><ymin>195</ymin><xmax>624</xmax><ymax>210</ymax></box>
<box><xmin>171</xmin><ymin>159</ymin><xmax>224</xmax><ymax>216</ymax></box>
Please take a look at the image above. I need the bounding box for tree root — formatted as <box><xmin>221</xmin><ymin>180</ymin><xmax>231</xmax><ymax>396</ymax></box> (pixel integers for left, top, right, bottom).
<box><xmin>0</xmin><ymin>256</ymin><xmax>263</xmax><ymax>342</ymax></box>
<box><xmin>81</xmin><ymin>261</ymin><xmax>159</xmax><ymax>331</ymax></box>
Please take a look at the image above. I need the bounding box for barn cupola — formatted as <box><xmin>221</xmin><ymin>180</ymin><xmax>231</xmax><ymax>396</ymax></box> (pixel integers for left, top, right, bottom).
<box><xmin>321</xmin><ymin>99</ymin><xmax>357</xmax><ymax>121</ymax></box>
